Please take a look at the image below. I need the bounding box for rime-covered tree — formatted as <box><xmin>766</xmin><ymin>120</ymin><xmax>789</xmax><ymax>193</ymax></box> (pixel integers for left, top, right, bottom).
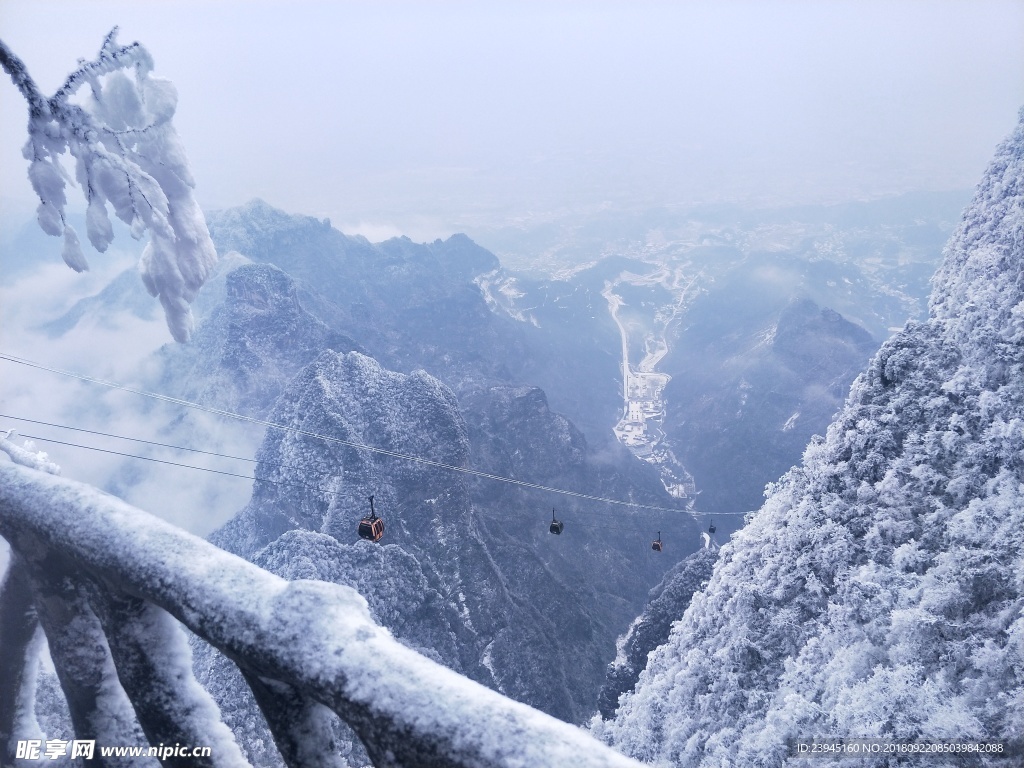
<box><xmin>596</xmin><ymin>108</ymin><xmax>1024</xmax><ymax>767</ymax></box>
<box><xmin>0</xmin><ymin>28</ymin><xmax>216</xmax><ymax>342</ymax></box>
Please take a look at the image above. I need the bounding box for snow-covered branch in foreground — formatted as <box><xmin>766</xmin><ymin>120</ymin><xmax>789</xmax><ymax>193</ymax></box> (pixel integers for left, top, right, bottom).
<box><xmin>0</xmin><ymin>432</ymin><xmax>60</xmax><ymax>475</ymax></box>
<box><xmin>0</xmin><ymin>29</ymin><xmax>216</xmax><ymax>342</ymax></box>
<box><xmin>0</xmin><ymin>462</ymin><xmax>643</xmax><ymax>768</ymax></box>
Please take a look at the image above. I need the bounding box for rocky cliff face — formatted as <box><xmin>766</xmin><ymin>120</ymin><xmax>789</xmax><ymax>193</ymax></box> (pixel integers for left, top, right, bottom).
<box><xmin>205</xmin><ymin>200</ymin><xmax>522</xmax><ymax>388</ymax></box>
<box><xmin>597</xmin><ymin>546</ymin><xmax>717</xmax><ymax>720</ymax></box>
<box><xmin>157</xmin><ymin>262</ymin><xmax>360</xmax><ymax>416</ymax></box>
<box><xmin>196</xmin><ymin>351</ymin><xmax>483</xmax><ymax>766</ymax></box>
<box><xmin>596</xmin><ymin>111</ymin><xmax>1024</xmax><ymax>766</ymax></box>
<box><xmin>211</xmin><ymin>351</ymin><xmax>474</xmax><ymax>567</ymax></box>
<box><xmin>663</xmin><ymin>286</ymin><xmax>878</xmax><ymax>525</ymax></box>
<box><xmin>196</xmin><ymin>348</ymin><xmax>694</xmax><ymax>766</ymax></box>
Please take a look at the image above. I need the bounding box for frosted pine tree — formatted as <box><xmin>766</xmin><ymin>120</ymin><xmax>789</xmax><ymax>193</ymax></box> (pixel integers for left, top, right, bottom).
<box><xmin>0</xmin><ymin>28</ymin><xmax>216</xmax><ymax>342</ymax></box>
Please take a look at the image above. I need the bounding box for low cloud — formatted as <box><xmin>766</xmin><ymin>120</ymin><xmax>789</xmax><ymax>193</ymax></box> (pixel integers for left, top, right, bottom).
<box><xmin>1</xmin><ymin>238</ymin><xmax>261</xmax><ymax>536</ymax></box>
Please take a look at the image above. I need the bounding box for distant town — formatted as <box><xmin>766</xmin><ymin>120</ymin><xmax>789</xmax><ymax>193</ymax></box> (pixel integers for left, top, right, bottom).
<box><xmin>603</xmin><ymin>275</ymin><xmax>697</xmax><ymax>500</ymax></box>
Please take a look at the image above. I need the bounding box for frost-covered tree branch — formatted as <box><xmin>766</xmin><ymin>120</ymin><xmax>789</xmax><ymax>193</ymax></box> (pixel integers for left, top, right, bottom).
<box><xmin>0</xmin><ymin>29</ymin><xmax>216</xmax><ymax>342</ymax></box>
<box><xmin>0</xmin><ymin>431</ymin><xmax>61</xmax><ymax>475</ymax></box>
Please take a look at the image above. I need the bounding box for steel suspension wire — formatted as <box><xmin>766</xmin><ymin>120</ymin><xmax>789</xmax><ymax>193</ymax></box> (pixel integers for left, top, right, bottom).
<box><xmin>2</xmin><ymin>413</ymin><xmax>259</xmax><ymax>463</ymax></box>
<box><xmin>4</xmin><ymin>429</ymin><xmax>688</xmax><ymax>529</ymax></box>
<box><xmin>15</xmin><ymin>432</ymin><xmax>704</xmax><ymax>546</ymax></box>
<box><xmin>12</xmin><ymin>432</ymin><xmax>354</xmax><ymax>500</ymax></box>
<box><xmin>1</xmin><ymin>412</ymin><xmax>313</xmax><ymax>479</ymax></box>
<box><xmin>0</xmin><ymin>352</ymin><xmax>707</xmax><ymax>513</ymax></box>
<box><xmin>7</xmin><ymin>428</ymin><xmax>710</xmax><ymax>529</ymax></box>
<box><xmin>14</xmin><ymin>432</ymin><xmax>257</xmax><ymax>481</ymax></box>
<box><xmin>5</xmin><ymin>413</ymin><xmax>751</xmax><ymax>530</ymax></box>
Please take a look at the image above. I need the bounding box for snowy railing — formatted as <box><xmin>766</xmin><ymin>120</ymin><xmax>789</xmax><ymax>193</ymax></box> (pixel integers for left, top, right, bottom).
<box><xmin>0</xmin><ymin>459</ymin><xmax>641</xmax><ymax>768</ymax></box>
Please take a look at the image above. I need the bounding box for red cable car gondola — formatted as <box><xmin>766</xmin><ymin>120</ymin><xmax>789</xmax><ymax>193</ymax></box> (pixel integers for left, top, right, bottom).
<box><xmin>358</xmin><ymin>495</ymin><xmax>385</xmax><ymax>543</ymax></box>
<box><xmin>652</xmin><ymin>531</ymin><xmax>663</xmax><ymax>552</ymax></box>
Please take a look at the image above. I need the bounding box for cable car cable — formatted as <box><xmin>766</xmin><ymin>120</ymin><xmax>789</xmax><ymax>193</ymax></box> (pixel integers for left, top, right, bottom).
<box><xmin>2</xmin><ymin>429</ymin><xmax>649</xmax><ymax>522</ymax></box>
<box><xmin>0</xmin><ymin>352</ymin><xmax>697</xmax><ymax>513</ymax></box>
<box><xmin>3</xmin><ymin>413</ymin><xmax>706</xmax><ymax>526</ymax></box>
<box><xmin>11</xmin><ymin>432</ymin><xmax>349</xmax><ymax>499</ymax></box>
<box><xmin>11</xmin><ymin>433</ymin><xmax>258</xmax><ymax>482</ymax></box>
<box><xmin>0</xmin><ymin>412</ymin><xmax>310</xmax><ymax>477</ymax></box>
<box><xmin>2</xmin><ymin>413</ymin><xmax>259</xmax><ymax>464</ymax></box>
<box><xmin>5</xmin><ymin>431</ymin><xmax>743</xmax><ymax>547</ymax></box>
<box><xmin>3</xmin><ymin>416</ymin><xmax>752</xmax><ymax>539</ymax></box>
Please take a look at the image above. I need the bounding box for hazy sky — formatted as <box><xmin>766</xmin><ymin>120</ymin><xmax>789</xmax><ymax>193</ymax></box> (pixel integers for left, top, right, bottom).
<box><xmin>2</xmin><ymin>0</ymin><xmax>1023</xmax><ymax>239</ymax></box>
<box><xmin>1</xmin><ymin>0</ymin><xmax>1022</xmax><ymax>535</ymax></box>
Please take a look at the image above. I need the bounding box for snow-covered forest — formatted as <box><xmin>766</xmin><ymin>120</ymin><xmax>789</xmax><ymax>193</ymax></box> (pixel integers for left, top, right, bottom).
<box><xmin>593</xmin><ymin>112</ymin><xmax>1024</xmax><ymax>765</ymax></box>
<box><xmin>2</xmin><ymin>9</ymin><xmax>1023</xmax><ymax>768</ymax></box>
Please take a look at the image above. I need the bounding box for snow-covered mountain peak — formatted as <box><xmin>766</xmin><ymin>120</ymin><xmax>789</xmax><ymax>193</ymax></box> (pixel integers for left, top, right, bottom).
<box><xmin>597</xmin><ymin>108</ymin><xmax>1024</xmax><ymax>766</ymax></box>
<box><xmin>224</xmin><ymin>261</ymin><xmax>303</xmax><ymax>315</ymax></box>
<box><xmin>211</xmin><ymin>349</ymin><xmax>471</xmax><ymax>558</ymax></box>
<box><xmin>930</xmin><ymin>109</ymin><xmax>1024</xmax><ymax>351</ymax></box>
<box><xmin>156</xmin><ymin>261</ymin><xmax>359</xmax><ymax>416</ymax></box>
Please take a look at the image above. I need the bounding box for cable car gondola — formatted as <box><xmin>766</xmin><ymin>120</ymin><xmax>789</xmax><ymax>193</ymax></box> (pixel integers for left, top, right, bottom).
<box><xmin>652</xmin><ymin>531</ymin><xmax>663</xmax><ymax>552</ymax></box>
<box><xmin>358</xmin><ymin>495</ymin><xmax>385</xmax><ymax>542</ymax></box>
<box><xmin>708</xmin><ymin>519</ymin><xmax>716</xmax><ymax>535</ymax></box>
<box><xmin>549</xmin><ymin>508</ymin><xmax>564</xmax><ymax>535</ymax></box>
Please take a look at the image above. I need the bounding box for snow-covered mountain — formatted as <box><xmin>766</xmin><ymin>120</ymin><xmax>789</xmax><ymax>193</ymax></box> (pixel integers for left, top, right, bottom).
<box><xmin>119</xmin><ymin>212</ymin><xmax>699</xmax><ymax>767</ymax></box>
<box><xmin>156</xmin><ymin>262</ymin><xmax>361</xmax><ymax>416</ymax></box>
<box><xmin>597</xmin><ymin>546</ymin><xmax>718</xmax><ymax>720</ymax></box>
<box><xmin>594</xmin><ymin>111</ymin><xmax>1024</xmax><ymax>766</ymax></box>
<box><xmin>475</xmin><ymin>237</ymin><xmax>921</xmax><ymax>537</ymax></box>
<box><xmin>663</xmin><ymin>291</ymin><xmax>879</xmax><ymax>523</ymax></box>
<box><xmin>198</xmin><ymin>350</ymin><xmax>485</xmax><ymax>766</ymax></box>
<box><xmin>191</xmin><ymin>347</ymin><xmax>691</xmax><ymax>766</ymax></box>
<box><xmin>205</xmin><ymin>200</ymin><xmax>520</xmax><ymax>388</ymax></box>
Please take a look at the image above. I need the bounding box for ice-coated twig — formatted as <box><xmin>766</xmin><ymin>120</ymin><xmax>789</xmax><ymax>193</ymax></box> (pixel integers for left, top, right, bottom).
<box><xmin>0</xmin><ymin>431</ymin><xmax>61</xmax><ymax>475</ymax></box>
<box><xmin>0</xmin><ymin>29</ymin><xmax>217</xmax><ymax>342</ymax></box>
